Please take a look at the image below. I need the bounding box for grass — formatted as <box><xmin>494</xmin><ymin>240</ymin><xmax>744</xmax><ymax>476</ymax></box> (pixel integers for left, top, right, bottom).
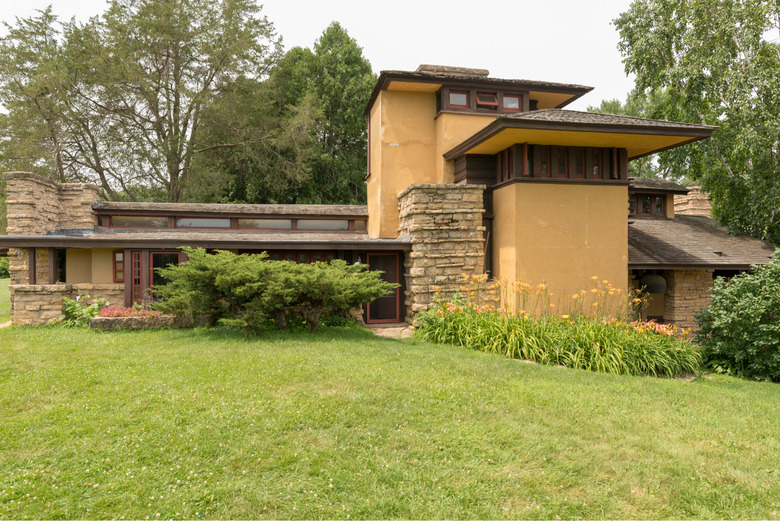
<box><xmin>0</xmin><ymin>278</ymin><xmax>10</xmax><ymax>323</ymax></box>
<box><xmin>1</xmin><ymin>325</ymin><xmax>779</xmax><ymax>519</ymax></box>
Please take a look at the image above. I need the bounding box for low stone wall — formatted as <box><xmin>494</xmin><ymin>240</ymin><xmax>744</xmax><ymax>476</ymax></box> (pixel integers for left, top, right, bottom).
<box><xmin>398</xmin><ymin>184</ymin><xmax>486</xmax><ymax>322</ymax></box>
<box><xmin>90</xmin><ymin>314</ymin><xmax>214</xmax><ymax>330</ymax></box>
<box><xmin>663</xmin><ymin>269</ymin><xmax>713</xmax><ymax>331</ymax></box>
<box><xmin>9</xmin><ymin>282</ymin><xmax>125</xmax><ymax>326</ymax></box>
<box><xmin>9</xmin><ymin>284</ymin><xmax>72</xmax><ymax>325</ymax></box>
<box><xmin>674</xmin><ymin>186</ymin><xmax>712</xmax><ymax>217</ymax></box>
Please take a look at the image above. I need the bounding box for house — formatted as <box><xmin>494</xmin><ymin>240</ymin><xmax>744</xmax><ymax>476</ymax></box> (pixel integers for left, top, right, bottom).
<box><xmin>0</xmin><ymin>65</ymin><xmax>775</xmax><ymax>327</ymax></box>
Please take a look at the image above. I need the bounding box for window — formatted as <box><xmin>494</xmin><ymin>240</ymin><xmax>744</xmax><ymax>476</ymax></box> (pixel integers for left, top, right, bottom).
<box><xmin>475</xmin><ymin>92</ymin><xmax>498</xmax><ymax>109</ymax></box>
<box><xmin>175</xmin><ymin>217</ymin><xmax>230</xmax><ymax>228</ymax></box>
<box><xmin>590</xmin><ymin>148</ymin><xmax>602</xmax><ymax>179</ymax></box>
<box><xmin>449</xmin><ymin>90</ymin><xmax>469</xmax><ymax>108</ymax></box>
<box><xmin>502</xmin><ymin>94</ymin><xmax>522</xmax><ymax>112</ymax></box>
<box><xmin>237</xmin><ymin>218</ymin><xmax>292</xmax><ymax>229</ymax></box>
<box><xmin>111</xmin><ymin>215</ymin><xmax>168</xmax><ymax>227</ymax></box>
<box><xmin>297</xmin><ymin>219</ymin><xmax>349</xmax><ymax>230</ymax></box>
<box><xmin>552</xmin><ymin>146</ymin><xmax>567</xmax><ymax>178</ymax></box>
<box><xmin>630</xmin><ymin>193</ymin><xmax>667</xmax><ymax>218</ymax></box>
<box><xmin>113</xmin><ymin>250</ymin><xmax>124</xmax><ymax>282</ymax></box>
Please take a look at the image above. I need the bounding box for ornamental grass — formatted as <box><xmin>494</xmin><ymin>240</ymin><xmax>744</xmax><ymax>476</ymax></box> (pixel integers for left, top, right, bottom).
<box><xmin>414</xmin><ymin>274</ymin><xmax>701</xmax><ymax>377</ymax></box>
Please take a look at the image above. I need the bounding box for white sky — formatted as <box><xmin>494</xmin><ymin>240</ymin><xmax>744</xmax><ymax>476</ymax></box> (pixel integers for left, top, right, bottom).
<box><xmin>2</xmin><ymin>0</ymin><xmax>637</xmax><ymax>110</ymax></box>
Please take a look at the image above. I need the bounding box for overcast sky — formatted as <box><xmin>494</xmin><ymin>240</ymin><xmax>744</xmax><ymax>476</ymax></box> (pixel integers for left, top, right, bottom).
<box><xmin>2</xmin><ymin>0</ymin><xmax>637</xmax><ymax>110</ymax></box>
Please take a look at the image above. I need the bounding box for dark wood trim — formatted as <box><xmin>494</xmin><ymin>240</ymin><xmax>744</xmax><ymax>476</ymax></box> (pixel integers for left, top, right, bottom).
<box><xmin>124</xmin><ymin>248</ymin><xmax>132</xmax><ymax>307</ymax></box>
<box><xmin>0</xmin><ymin>236</ymin><xmax>411</xmax><ymax>251</ymax></box>
<box><xmin>629</xmin><ymin>263</ymin><xmax>756</xmax><ymax>270</ymax></box>
<box><xmin>443</xmin><ymin>117</ymin><xmax>716</xmax><ymax>161</ymax></box>
<box><xmin>28</xmin><ymin>248</ymin><xmax>36</xmax><ymax>284</ymax></box>
<box><xmin>492</xmin><ymin>177</ymin><xmax>630</xmax><ymax>190</ymax></box>
<box><xmin>47</xmin><ymin>248</ymin><xmax>56</xmax><ymax>284</ymax></box>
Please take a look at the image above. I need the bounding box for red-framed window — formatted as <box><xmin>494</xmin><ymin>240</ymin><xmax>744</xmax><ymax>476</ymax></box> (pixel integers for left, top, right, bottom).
<box><xmin>552</xmin><ymin>146</ymin><xmax>567</xmax><ymax>178</ymax></box>
<box><xmin>590</xmin><ymin>148</ymin><xmax>603</xmax><ymax>179</ymax></box>
<box><xmin>475</xmin><ymin>92</ymin><xmax>498</xmax><ymax>109</ymax></box>
<box><xmin>449</xmin><ymin>90</ymin><xmax>469</xmax><ymax>108</ymax></box>
<box><xmin>113</xmin><ymin>250</ymin><xmax>125</xmax><ymax>282</ymax></box>
<box><xmin>502</xmin><ymin>94</ymin><xmax>522</xmax><ymax>112</ymax></box>
<box><xmin>630</xmin><ymin>193</ymin><xmax>666</xmax><ymax>217</ymax></box>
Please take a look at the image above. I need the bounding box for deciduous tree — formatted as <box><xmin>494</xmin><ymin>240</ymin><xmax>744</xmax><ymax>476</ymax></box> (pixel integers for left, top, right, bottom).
<box><xmin>614</xmin><ymin>0</ymin><xmax>780</xmax><ymax>243</ymax></box>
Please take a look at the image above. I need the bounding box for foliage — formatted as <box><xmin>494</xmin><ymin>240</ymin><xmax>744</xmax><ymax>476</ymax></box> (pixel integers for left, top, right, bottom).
<box><xmin>99</xmin><ymin>305</ymin><xmax>161</xmax><ymax>318</ymax></box>
<box><xmin>0</xmin><ymin>257</ymin><xmax>8</xmax><ymax>279</ymax></box>
<box><xmin>415</xmin><ymin>274</ymin><xmax>697</xmax><ymax>377</ymax></box>
<box><xmin>0</xmin><ymin>278</ymin><xmax>9</xmax><ymax>323</ymax></box>
<box><xmin>696</xmin><ymin>250</ymin><xmax>780</xmax><ymax>381</ymax></box>
<box><xmin>208</xmin><ymin>22</ymin><xmax>376</xmax><ymax>205</ymax></box>
<box><xmin>587</xmin><ymin>91</ymin><xmax>672</xmax><ymax>179</ymax></box>
<box><xmin>614</xmin><ymin>0</ymin><xmax>780</xmax><ymax>244</ymax></box>
<box><xmin>152</xmin><ymin>247</ymin><xmax>396</xmax><ymax>332</ymax></box>
<box><xmin>59</xmin><ymin>293</ymin><xmax>109</xmax><ymax>327</ymax></box>
<box><xmin>0</xmin><ymin>0</ymin><xmax>281</xmax><ymax>202</ymax></box>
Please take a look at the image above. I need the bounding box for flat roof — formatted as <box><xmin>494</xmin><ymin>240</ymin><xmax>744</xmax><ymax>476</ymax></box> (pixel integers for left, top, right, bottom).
<box><xmin>93</xmin><ymin>201</ymin><xmax>368</xmax><ymax>218</ymax></box>
<box><xmin>444</xmin><ymin>109</ymin><xmax>717</xmax><ymax>160</ymax></box>
<box><xmin>365</xmin><ymin>70</ymin><xmax>594</xmax><ymax>115</ymax></box>
<box><xmin>0</xmin><ymin>230</ymin><xmax>410</xmax><ymax>251</ymax></box>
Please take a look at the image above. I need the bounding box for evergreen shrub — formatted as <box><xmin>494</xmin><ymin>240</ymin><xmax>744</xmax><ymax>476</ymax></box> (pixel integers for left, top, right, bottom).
<box><xmin>0</xmin><ymin>257</ymin><xmax>9</xmax><ymax>279</ymax></box>
<box><xmin>153</xmin><ymin>247</ymin><xmax>396</xmax><ymax>332</ymax></box>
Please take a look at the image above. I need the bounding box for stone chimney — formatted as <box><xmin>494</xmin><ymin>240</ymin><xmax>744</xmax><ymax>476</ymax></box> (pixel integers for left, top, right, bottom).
<box><xmin>674</xmin><ymin>186</ymin><xmax>712</xmax><ymax>218</ymax></box>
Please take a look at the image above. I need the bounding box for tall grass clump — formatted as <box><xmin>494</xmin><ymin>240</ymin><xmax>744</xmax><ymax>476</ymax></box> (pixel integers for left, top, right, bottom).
<box><xmin>415</xmin><ymin>274</ymin><xmax>700</xmax><ymax>377</ymax></box>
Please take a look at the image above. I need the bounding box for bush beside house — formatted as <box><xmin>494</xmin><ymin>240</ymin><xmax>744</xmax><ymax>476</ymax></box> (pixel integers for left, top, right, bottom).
<box><xmin>697</xmin><ymin>250</ymin><xmax>780</xmax><ymax>382</ymax></box>
<box><xmin>0</xmin><ymin>257</ymin><xmax>9</xmax><ymax>279</ymax></box>
<box><xmin>153</xmin><ymin>248</ymin><xmax>397</xmax><ymax>332</ymax></box>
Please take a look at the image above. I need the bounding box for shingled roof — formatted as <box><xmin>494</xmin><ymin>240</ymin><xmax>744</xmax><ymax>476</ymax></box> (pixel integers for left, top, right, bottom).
<box><xmin>629</xmin><ymin>177</ymin><xmax>690</xmax><ymax>194</ymax></box>
<box><xmin>628</xmin><ymin>214</ymin><xmax>776</xmax><ymax>269</ymax></box>
<box><xmin>93</xmin><ymin>201</ymin><xmax>367</xmax><ymax>218</ymax></box>
<box><xmin>503</xmin><ymin>109</ymin><xmax>717</xmax><ymax>132</ymax></box>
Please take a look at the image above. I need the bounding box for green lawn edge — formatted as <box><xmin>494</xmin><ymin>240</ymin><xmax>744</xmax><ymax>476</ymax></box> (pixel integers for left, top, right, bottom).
<box><xmin>1</xmin><ymin>325</ymin><xmax>779</xmax><ymax>519</ymax></box>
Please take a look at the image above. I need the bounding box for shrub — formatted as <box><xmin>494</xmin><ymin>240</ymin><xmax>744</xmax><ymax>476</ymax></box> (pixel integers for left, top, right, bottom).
<box><xmin>0</xmin><ymin>257</ymin><xmax>9</xmax><ymax>279</ymax></box>
<box><xmin>696</xmin><ymin>250</ymin><xmax>780</xmax><ymax>382</ymax></box>
<box><xmin>153</xmin><ymin>247</ymin><xmax>397</xmax><ymax>333</ymax></box>
<box><xmin>60</xmin><ymin>293</ymin><xmax>109</xmax><ymax>327</ymax></box>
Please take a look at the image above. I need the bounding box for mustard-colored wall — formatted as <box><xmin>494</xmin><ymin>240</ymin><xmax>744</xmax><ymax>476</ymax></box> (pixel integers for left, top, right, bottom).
<box><xmin>366</xmin><ymin>89</ymin><xmax>496</xmax><ymax>238</ymax></box>
<box><xmin>492</xmin><ymin>183</ymin><xmax>629</xmax><ymax>295</ymax></box>
<box><xmin>91</xmin><ymin>248</ymin><xmax>116</xmax><ymax>284</ymax></box>
<box><xmin>434</xmin><ymin>112</ymin><xmax>495</xmax><ymax>184</ymax></box>
<box><xmin>66</xmin><ymin>249</ymin><xmax>92</xmax><ymax>283</ymax></box>
<box><xmin>666</xmin><ymin>194</ymin><xmax>675</xmax><ymax>218</ymax></box>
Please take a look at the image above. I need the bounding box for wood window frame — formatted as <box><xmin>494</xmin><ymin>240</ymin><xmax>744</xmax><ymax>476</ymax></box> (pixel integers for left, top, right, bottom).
<box><xmin>113</xmin><ymin>250</ymin><xmax>125</xmax><ymax>283</ymax></box>
<box><xmin>475</xmin><ymin>92</ymin><xmax>498</xmax><ymax>109</ymax></box>
<box><xmin>448</xmin><ymin>90</ymin><xmax>470</xmax><ymax>109</ymax></box>
<box><xmin>501</xmin><ymin>93</ymin><xmax>523</xmax><ymax>113</ymax></box>
<box><xmin>630</xmin><ymin>193</ymin><xmax>666</xmax><ymax>218</ymax></box>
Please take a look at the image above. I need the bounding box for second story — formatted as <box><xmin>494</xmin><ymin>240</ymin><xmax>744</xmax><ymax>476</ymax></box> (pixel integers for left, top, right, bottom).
<box><xmin>365</xmin><ymin>65</ymin><xmax>717</xmax><ymax>238</ymax></box>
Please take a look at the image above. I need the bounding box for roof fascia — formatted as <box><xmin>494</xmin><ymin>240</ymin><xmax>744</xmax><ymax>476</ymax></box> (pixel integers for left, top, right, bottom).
<box><xmin>443</xmin><ymin>117</ymin><xmax>716</xmax><ymax>161</ymax></box>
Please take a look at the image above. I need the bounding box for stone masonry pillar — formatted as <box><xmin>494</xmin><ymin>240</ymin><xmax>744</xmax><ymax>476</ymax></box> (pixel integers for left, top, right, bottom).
<box><xmin>398</xmin><ymin>184</ymin><xmax>486</xmax><ymax>322</ymax></box>
<box><xmin>663</xmin><ymin>269</ymin><xmax>714</xmax><ymax>331</ymax></box>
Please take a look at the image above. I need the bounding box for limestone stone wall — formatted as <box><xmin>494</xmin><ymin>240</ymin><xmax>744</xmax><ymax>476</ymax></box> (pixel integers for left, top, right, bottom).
<box><xmin>674</xmin><ymin>186</ymin><xmax>712</xmax><ymax>217</ymax></box>
<box><xmin>9</xmin><ymin>282</ymin><xmax>125</xmax><ymax>325</ymax></box>
<box><xmin>398</xmin><ymin>184</ymin><xmax>485</xmax><ymax>321</ymax></box>
<box><xmin>663</xmin><ymin>269</ymin><xmax>713</xmax><ymax>331</ymax></box>
<box><xmin>10</xmin><ymin>284</ymin><xmax>73</xmax><ymax>325</ymax></box>
<box><xmin>4</xmin><ymin>172</ymin><xmax>100</xmax><ymax>234</ymax></box>
<box><xmin>8</xmin><ymin>248</ymin><xmax>28</xmax><ymax>285</ymax></box>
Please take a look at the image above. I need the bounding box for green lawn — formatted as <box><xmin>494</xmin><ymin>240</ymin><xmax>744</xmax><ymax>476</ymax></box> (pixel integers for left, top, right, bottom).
<box><xmin>1</xmin><ymin>325</ymin><xmax>779</xmax><ymax>520</ymax></box>
<box><xmin>0</xmin><ymin>278</ymin><xmax>9</xmax><ymax>323</ymax></box>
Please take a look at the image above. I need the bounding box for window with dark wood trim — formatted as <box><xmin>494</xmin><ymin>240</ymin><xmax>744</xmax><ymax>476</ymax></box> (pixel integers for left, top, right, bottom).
<box><xmin>475</xmin><ymin>92</ymin><xmax>498</xmax><ymax>109</ymax></box>
<box><xmin>630</xmin><ymin>193</ymin><xmax>666</xmax><ymax>217</ymax></box>
<box><xmin>552</xmin><ymin>146</ymin><xmax>567</xmax><ymax>178</ymax></box>
<box><xmin>502</xmin><ymin>94</ymin><xmax>522</xmax><ymax>112</ymax></box>
<box><xmin>113</xmin><ymin>250</ymin><xmax>125</xmax><ymax>283</ymax></box>
<box><xmin>449</xmin><ymin>90</ymin><xmax>469</xmax><ymax>108</ymax></box>
<box><xmin>590</xmin><ymin>148</ymin><xmax>603</xmax><ymax>179</ymax></box>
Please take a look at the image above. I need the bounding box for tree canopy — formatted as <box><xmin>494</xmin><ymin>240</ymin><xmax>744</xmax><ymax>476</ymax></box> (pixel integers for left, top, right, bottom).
<box><xmin>0</xmin><ymin>0</ymin><xmax>281</xmax><ymax>202</ymax></box>
<box><xmin>614</xmin><ymin>0</ymin><xmax>780</xmax><ymax>244</ymax></box>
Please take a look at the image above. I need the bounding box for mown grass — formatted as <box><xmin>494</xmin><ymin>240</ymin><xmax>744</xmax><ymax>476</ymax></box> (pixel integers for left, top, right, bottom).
<box><xmin>0</xmin><ymin>278</ymin><xmax>10</xmax><ymax>323</ymax></box>
<box><xmin>1</xmin><ymin>325</ymin><xmax>779</xmax><ymax>519</ymax></box>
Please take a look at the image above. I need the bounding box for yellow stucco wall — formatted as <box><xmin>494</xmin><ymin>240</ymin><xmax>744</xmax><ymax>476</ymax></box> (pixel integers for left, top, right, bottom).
<box><xmin>666</xmin><ymin>194</ymin><xmax>675</xmax><ymax>218</ymax></box>
<box><xmin>91</xmin><ymin>248</ymin><xmax>116</xmax><ymax>284</ymax></box>
<box><xmin>434</xmin><ymin>112</ymin><xmax>496</xmax><ymax>184</ymax></box>
<box><xmin>366</xmin><ymin>89</ymin><xmax>496</xmax><ymax>238</ymax></box>
<box><xmin>492</xmin><ymin>182</ymin><xmax>628</xmax><ymax>296</ymax></box>
<box><xmin>66</xmin><ymin>249</ymin><xmax>92</xmax><ymax>283</ymax></box>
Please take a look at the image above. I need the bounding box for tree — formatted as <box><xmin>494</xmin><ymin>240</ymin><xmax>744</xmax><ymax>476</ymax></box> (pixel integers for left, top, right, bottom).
<box><xmin>588</xmin><ymin>91</ymin><xmax>673</xmax><ymax>180</ymax></box>
<box><xmin>0</xmin><ymin>0</ymin><xmax>282</xmax><ymax>202</ymax></box>
<box><xmin>614</xmin><ymin>0</ymin><xmax>780</xmax><ymax>244</ymax></box>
